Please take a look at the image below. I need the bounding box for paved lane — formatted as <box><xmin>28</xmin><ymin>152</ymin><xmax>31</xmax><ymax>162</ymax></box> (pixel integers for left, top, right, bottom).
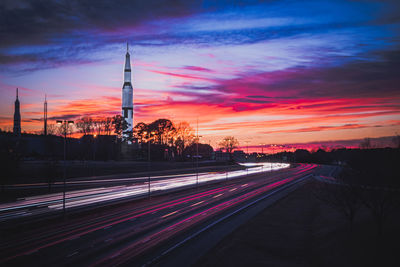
<box><xmin>0</xmin><ymin>162</ymin><xmax>289</xmax><ymax>221</ymax></box>
<box><xmin>0</xmin><ymin>163</ymin><xmax>317</xmax><ymax>266</ymax></box>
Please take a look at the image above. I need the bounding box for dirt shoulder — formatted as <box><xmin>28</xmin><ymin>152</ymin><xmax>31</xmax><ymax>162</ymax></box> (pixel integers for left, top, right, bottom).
<box><xmin>195</xmin><ymin>180</ymin><xmax>400</xmax><ymax>267</ymax></box>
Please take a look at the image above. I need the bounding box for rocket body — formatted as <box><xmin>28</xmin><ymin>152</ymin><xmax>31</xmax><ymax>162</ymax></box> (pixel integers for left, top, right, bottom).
<box><xmin>122</xmin><ymin>50</ymin><xmax>133</xmax><ymax>140</ymax></box>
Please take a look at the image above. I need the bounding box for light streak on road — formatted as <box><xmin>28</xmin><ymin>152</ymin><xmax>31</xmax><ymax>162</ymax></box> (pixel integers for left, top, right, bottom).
<box><xmin>94</xmin><ymin>164</ymin><xmax>317</xmax><ymax>266</ymax></box>
<box><xmin>190</xmin><ymin>201</ymin><xmax>204</xmax><ymax>207</ymax></box>
<box><xmin>1</xmin><ymin>186</ymin><xmax>235</xmax><ymax>263</ymax></box>
<box><xmin>0</xmin><ymin>163</ymin><xmax>289</xmax><ymax>219</ymax></box>
<box><xmin>0</xmin><ymin>164</ymin><xmax>318</xmax><ymax>266</ymax></box>
<box><xmin>162</xmin><ymin>211</ymin><xmax>178</xmax><ymax>218</ymax></box>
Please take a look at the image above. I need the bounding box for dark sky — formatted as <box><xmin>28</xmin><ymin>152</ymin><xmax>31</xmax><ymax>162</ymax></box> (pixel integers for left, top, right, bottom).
<box><xmin>0</xmin><ymin>0</ymin><xmax>399</xmax><ymax>145</ymax></box>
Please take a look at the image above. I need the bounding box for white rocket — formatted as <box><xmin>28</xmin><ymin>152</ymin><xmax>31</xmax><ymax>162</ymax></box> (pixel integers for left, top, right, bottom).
<box><xmin>122</xmin><ymin>43</ymin><xmax>133</xmax><ymax>140</ymax></box>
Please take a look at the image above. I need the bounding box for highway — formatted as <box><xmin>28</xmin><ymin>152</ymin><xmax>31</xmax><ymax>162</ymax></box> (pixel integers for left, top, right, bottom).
<box><xmin>0</xmin><ymin>162</ymin><xmax>289</xmax><ymax>221</ymax></box>
<box><xmin>0</xmin><ymin>163</ymin><xmax>318</xmax><ymax>266</ymax></box>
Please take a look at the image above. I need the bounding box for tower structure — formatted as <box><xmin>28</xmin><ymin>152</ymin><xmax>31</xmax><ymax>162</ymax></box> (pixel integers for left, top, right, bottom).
<box><xmin>44</xmin><ymin>94</ymin><xmax>48</xmax><ymax>135</ymax></box>
<box><xmin>13</xmin><ymin>88</ymin><xmax>21</xmax><ymax>136</ymax></box>
<box><xmin>122</xmin><ymin>43</ymin><xmax>133</xmax><ymax>140</ymax></box>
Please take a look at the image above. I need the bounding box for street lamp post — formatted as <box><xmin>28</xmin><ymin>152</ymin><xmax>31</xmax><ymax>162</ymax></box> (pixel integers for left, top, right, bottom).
<box><xmin>148</xmin><ymin>138</ymin><xmax>150</xmax><ymax>197</ymax></box>
<box><xmin>196</xmin><ymin>137</ymin><xmax>199</xmax><ymax>187</ymax></box>
<box><xmin>93</xmin><ymin>134</ymin><xmax>97</xmax><ymax>161</ymax></box>
<box><xmin>196</xmin><ymin>119</ymin><xmax>200</xmax><ymax>188</ymax></box>
<box><xmin>57</xmin><ymin>120</ymin><xmax>74</xmax><ymax>217</ymax></box>
<box><xmin>270</xmin><ymin>144</ymin><xmax>276</xmax><ymax>172</ymax></box>
<box><xmin>245</xmin><ymin>141</ymin><xmax>249</xmax><ymax>154</ymax></box>
<box><xmin>244</xmin><ymin>140</ymin><xmax>250</xmax><ymax>160</ymax></box>
<box><xmin>259</xmin><ymin>143</ymin><xmax>265</xmax><ymax>154</ymax></box>
<box><xmin>93</xmin><ymin>134</ymin><xmax>98</xmax><ymax>176</ymax></box>
<box><xmin>144</xmin><ymin>131</ymin><xmax>155</xmax><ymax>197</ymax></box>
<box><xmin>195</xmin><ymin>134</ymin><xmax>203</xmax><ymax>188</ymax></box>
<box><xmin>259</xmin><ymin>143</ymin><xmax>265</xmax><ymax>172</ymax></box>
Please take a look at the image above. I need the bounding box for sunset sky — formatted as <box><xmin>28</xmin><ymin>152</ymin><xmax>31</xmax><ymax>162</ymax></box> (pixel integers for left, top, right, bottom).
<box><xmin>0</xmin><ymin>0</ymin><xmax>399</xmax><ymax>148</ymax></box>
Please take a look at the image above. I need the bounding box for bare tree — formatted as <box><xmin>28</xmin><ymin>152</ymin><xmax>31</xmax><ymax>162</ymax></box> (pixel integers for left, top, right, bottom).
<box><xmin>93</xmin><ymin>118</ymin><xmax>105</xmax><ymax>135</ymax></box>
<box><xmin>359</xmin><ymin>187</ymin><xmax>400</xmax><ymax>236</ymax></box>
<box><xmin>76</xmin><ymin>117</ymin><xmax>94</xmax><ymax>135</ymax></box>
<box><xmin>219</xmin><ymin>136</ymin><xmax>239</xmax><ymax>153</ymax></box>
<box><xmin>47</xmin><ymin>124</ymin><xmax>57</xmax><ymax>135</ymax></box>
<box><xmin>316</xmin><ymin>169</ymin><xmax>400</xmax><ymax>236</ymax></box>
<box><xmin>313</xmin><ymin>178</ymin><xmax>361</xmax><ymax>232</ymax></box>
<box><xmin>56</xmin><ymin>122</ymin><xmax>74</xmax><ymax>136</ymax></box>
<box><xmin>104</xmin><ymin>117</ymin><xmax>113</xmax><ymax>135</ymax></box>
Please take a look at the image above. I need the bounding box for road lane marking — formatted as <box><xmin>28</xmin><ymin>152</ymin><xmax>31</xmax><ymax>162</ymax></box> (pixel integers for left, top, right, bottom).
<box><xmin>229</xmin><ymin>188</ymin><xmax>237</xmax><ymax>192</ymax></box>
<box><xmin>241</xmin><ymin>184</ymin><xmax>248</xmax><ymax>187</ymax></box>
<box><xmin>162</xmin><ymin>211</ymin><xmax>178</xmax><ymax>218</ymax></box>
<box><xmin>141</xmin><ymin>237</ymin><xmax>151</xmax><ymax>243</ymax></box>
<box><xmin>111</xmin><ymin>252</ymin><xmax>120</xmax><ymax>258</ymax></box>
<box><xmin>213</xmin><ymin>194</ymin><xmax>223</xmax><ymax>198</ymax></box>
<box><xmin>190</xmin><ymin>201</ymin><xmax>204</xmax><ymax>207</ymax></box>
<box><xmin>67</xmin><ymin>251</ymin><xmax>79</xmax><ymax>258</ymax></box>
<box><xmin>103</xmin><ymin>225</ymin><xmax>112</xmax><ymax>230</ymax></box>
<box><xmin>24</xmin><ymin>249</ymin><xmax>38</xmax><ymax>255</ymax></box>
<box><xmin>68</xmin><ymin>235</ymin><xmax>80</xmax><ymax>241</ymax></box>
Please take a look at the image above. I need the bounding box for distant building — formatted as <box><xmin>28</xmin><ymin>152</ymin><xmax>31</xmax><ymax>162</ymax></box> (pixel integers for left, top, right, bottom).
<box><xmin>233</xmin><ymin>150</ymin><xmax>246</xmax><ymax>162</ymax></box>
<box><xmin>13</xmin><ymin>88</ymin><xmax>21</xmax><ymax>136</ymax></box>
<box><xmin>122</xmin><ymin>43</ymin><xmax>134</xmax><ymax>141</ymax></box>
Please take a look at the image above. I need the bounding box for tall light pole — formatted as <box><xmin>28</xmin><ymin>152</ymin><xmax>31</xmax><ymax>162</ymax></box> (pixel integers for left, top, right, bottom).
<box><xmin>57</xmin><ymin>120</ymin><xmax>74</xmax><ymax>217</ymax></box>
<box><xmin>244</xmin><ymin>141</ymin><xmax>250</xmax><ymax>154</ymax></box>
<box><xmin>196</xmin><ymin>118</ymin><xmax>199</xmax><ymax>188</ymax></box>
<box><xmin>93</xmin><ymin>134</ymin><xmax>97</xmax><ymax>161</ymax></box>
<box><xmin>93</xmin><ymin>134</ymin><xmax>97</xmax><ymax>176</ymax></box>
<box><xmin>270</xmin><ymin>144</ymin><xmax>277</xmax><ymax>172</ymax></box>
<box><xmin>259</xmin><ymin>143</ymin><xmax>265</xmax><ymax>172</ymax></box>
<box><xmin>144</xmin><ymin>131</ymin><xmax>155</xmax><ymax>197</ymax></box>
<box><xmin>259</xmin><ymin>143</ymin><xmax>265</xmax><ymax>154</ymax></box>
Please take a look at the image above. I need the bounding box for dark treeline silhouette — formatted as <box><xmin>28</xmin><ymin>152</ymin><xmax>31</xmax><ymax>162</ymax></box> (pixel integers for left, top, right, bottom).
<box><xmin>267</xmin><ymin>148</ymin><xmax>399</xmax><ymax>182</ymax></box>
<box><xmin>268</xmin><ymin>147</ymin><xmax>400</xmax><ymax>189</ymax></box>
<box><xmin>0</xmin><ymin>117</ymin><xmax>213</xmax><ymax>161</ymax></box>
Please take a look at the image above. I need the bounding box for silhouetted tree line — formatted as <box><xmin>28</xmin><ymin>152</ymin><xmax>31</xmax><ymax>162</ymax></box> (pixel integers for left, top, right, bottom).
<box><xmin>270</xmin><ymin>147</ymin><xmax>398</xmax><ymax>174</ymax></box>
<box><xmin>132</xmin><ymin>118</ymin><xmax>214</xmax><ymax>161</ymax></box>
<box><xmin>0</xmin><ymin>116</ymin><xmax>214</xmax><ymax>163</ymax></box>
<box><xmin>75</xmin><ymin>115</ymin><xmax>127</xmax><ymax>138</ymax></box>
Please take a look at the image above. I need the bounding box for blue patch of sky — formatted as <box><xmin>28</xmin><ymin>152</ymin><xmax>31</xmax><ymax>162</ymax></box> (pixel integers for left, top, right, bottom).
<box><xmin>1</xmin><ymin>0</ymin><xmax>398</xmax><ymax>76</ymax></box>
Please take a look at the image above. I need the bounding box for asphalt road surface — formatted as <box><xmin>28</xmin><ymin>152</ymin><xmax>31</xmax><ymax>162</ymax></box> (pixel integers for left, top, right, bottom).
<box><xmin>0</xmin><ymin>162</ymin><xmax>289</xmax><ymax>221</ymax></box>
<box><xmin>0</xmin><ymin>163</ymin><xmax>319</xmax><ymax>266</ymax></box>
